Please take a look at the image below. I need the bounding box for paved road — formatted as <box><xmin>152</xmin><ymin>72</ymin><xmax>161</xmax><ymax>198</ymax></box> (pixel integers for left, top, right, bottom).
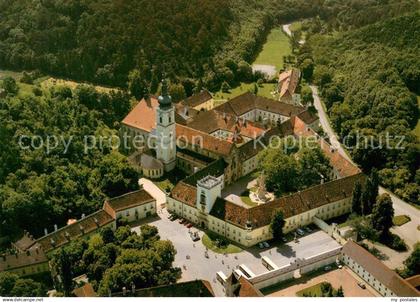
<box><xmin>310</xmin><ymin>85</ymin><xmax>353</xmax><ymax>163</ymax></box>
<box><xmin>309</xmin><ymin>85</ymin><xmax>420</xmax><ymax>251</ymax></box>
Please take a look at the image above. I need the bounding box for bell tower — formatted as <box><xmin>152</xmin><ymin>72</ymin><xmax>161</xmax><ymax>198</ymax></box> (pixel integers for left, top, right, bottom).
<box><xmin>155</xmin><ymin>78</ymin><xmax>176</xmax><ymax>172</ymax></box>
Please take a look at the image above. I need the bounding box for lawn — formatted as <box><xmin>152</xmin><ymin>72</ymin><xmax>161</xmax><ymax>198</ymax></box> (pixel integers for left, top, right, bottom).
<box><xmin>240</xmin><ymin>190</ymin><xmax>258</xmax><ymax>208</ymax></box>
<box><xmin>393</xmin><ymin>215</ymin><xmax>411</xmax><ymax>226</ymax></box>
<box><xmin>201</xmin><ymin>232</ymin><xmax>242</xmax><ymax>254</ymax></box>
<box><xmin>213</xmin><ymin>82</ymin><xmax>277</xmax><ymax>101</ymax></box>
<box><xmin>240</xmin><ymin>196</ymin><xmax>258</xmax><ymax>208</ymax></box>
<box><xmin>296</xmin><ymin>282</ymin><xmax>325</xmax><ymax>297</ymax></box>
<box><xmin>253</xmin><ymin>27</ymin><xmax>291</xmax><ymax>71</ymax></box>
<box><xmin>152</xmin><ymin>168</ymin><xmax>187</xmax><ymax>193</ymax></box>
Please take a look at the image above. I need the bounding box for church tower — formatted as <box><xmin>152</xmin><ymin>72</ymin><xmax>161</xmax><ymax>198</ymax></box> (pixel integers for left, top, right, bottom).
<box><xmin>155</xmin><ymin>78</ymin><xmax>176</xmax><ymax>172</ymax></box>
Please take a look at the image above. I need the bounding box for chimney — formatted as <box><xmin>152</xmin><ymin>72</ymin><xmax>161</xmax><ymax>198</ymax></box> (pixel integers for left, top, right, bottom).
<box><xmin>50</xmin><ymin>238</ymin><xmax>56</xmax><ymax>247</ymax></box>
<box><xmin>44</xmin><ymin>228</ymin><xmax>48</xmax><ymax>236</ymax></box>
<box><xmin>122</xmin><ymin>287</ymin><xmax>127</xmax><ymax>296</ymax></box>
<box><xmin>94</xmin><ymin>217</ymin><xmax>99</xmax><ymax>226</ymax></box>
<box><xmin>54</xmin><ymin>224</ymin><xmax>58</xmax><ymax>232</ymax></box>
<box><xmin>81</xmin><ymin>213</ymin><xmax>86</xmax><ymax>219</ymax></box>
<box><xmin>131</xmin><ymin>283</ymin><xmax>136</xmax><ymax>294</ymax></box>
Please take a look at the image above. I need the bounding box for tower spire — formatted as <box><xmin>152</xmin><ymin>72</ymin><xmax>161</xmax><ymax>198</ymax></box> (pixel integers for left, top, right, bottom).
<box><xmin>158</xmin><ymin>77</ymin><xmax>172</xmax><ymax>108</ymax></box>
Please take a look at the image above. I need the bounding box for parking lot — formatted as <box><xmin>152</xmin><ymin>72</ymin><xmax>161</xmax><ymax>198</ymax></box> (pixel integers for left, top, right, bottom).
<box><xmin>132</xmin><ymin>208</ymin><xmax>341</xmax><ymax>297</ymax></box>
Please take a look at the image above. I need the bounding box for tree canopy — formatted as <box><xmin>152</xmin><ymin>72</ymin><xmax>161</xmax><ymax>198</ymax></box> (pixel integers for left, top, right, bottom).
<box><xmin>49</xmin><ymin>225</ymin><xmax>180</xmax><ymax>296</ymax></box>
<box><xmin>0</xmin><ymin>85</ymin><xmax>138</xmax><ymax>243</ymax></box>
<box><xmin>299</xmin><ymin>11</ymin><xmax>420</xmax><ymax>205</ymax></box>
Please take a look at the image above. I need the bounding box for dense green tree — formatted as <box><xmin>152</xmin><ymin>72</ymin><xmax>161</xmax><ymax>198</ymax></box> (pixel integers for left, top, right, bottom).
<box><xmin>1</xmin><ymin>77</ymin><xmax>19</xmax><ymax>95</ymax></box>
<box><xmin>260</xmin><ymin>150</ymin><xmax>300</xmax><ymax>196</ymax></box>
<box><xmin>169</xmin><ymin>83</ymin><xmax>186</xmax><ymax>102</ymax></box>
<box><xmin>301</xmin><ymin>86</ymin><xmax>314</xmax><ymax>106</ymax></box>
<box><xmin>140</xmin><ymin>225</ymin><xmax>160</xmax><ymax>243</ymax></box>
<box><xmin>127</xmin><ymin>69</ymin><xmax>146</xmax><ymax>100</ymax></box>
<box><xmin>0</xmin><ymin>272</ymin><xmax>45</xmax><ymax>297</ymax></box>
<box><xmin>270</xmin><ymin>210</ymin><xmax>285</xmax><ymax>241</ymax></box>
<box><xmin>336</xmin><ymin>286</ymin><xmax>344</xmax><ymax>297</ymax></box>
<box><xmin>0</xmin><ymin>272</ymin><xmax>18</xmax><ymax>296</ymax></box>
<box><xmin>298</xmin><ymin>146</ymin><xmax>333</xmax><ymax>188</ymax></box>
<box><xmin>300</xmin><ymin>58</ymin><xmax>314</xmax><ymax>81</ymax></box>
<box><xmin>9</xmin><ymin>279</ymin><xmax>46</xmax><ymax>297</ymax></box>
<box><xmin>100</xmin><ymin>227</ymin><xmax>116</xmax><ymax>244</ymax></box>
<box><xmin>401</xmin><ymin>244</ymin><xmax>420</xmax><ymax>278</ymax></box>
<box><xmin>303</xmin><ymin>11</ymin><xmax>420</xmax><ymax>205</ymax></box>
<box><xmin>371</xmin><ymin>194</ymin><xmax>394</xmax><ymax>240</ymax></box>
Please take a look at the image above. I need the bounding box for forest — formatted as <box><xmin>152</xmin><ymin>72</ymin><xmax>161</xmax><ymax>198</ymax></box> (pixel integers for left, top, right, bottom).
<box><xmin>297</xmin><ymin>11</ymin><xmax>420</xmax><ymax>205</ymax></box>
<box><xmin>0</xmin><ymin>0</ymin><xmax>337</xmax><ymax>93</ymax></box>
<box><xmin>0</xmin><ymin>81</ymin><xmax>138</xmax><ymax>245</ymax></box>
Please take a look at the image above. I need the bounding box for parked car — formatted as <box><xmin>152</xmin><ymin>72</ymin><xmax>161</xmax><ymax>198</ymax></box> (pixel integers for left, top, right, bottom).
<box><xmin>258</xmin><ymin>243</ymin><xmax>264</xmax><ymax>249</ymax></box>
<box><xmin>192</xmin><ymin>235</ymin><xmax>200</xmax><ymax>242</ymax></box>
<box><xmin>297</xmin><ymin>228</ymin><xmax>305</xmax><ymax>236</ymax></box>
<box><xmin>338</xmin><ymin>265</ymin><xmax>343</xmax><ymax>269</ymax></box>
<box><xmin>179</xmin><ymin>218</ymin><xmax>185</xmax><ymax>224</ymax></box>
<box><xmin>304</xmin><ymin>226</ymin><xmax>312</xmax><ymax>233</ymax></box>
<box><xmin>263</xmin><ymin>242</ymin><xmax>270</xmax><ymax>248</ymax></box>
<box><xmin>169</xmin><ymin>216</ymin><xmax>177</xmax><ymax>221</ymax></box>
<box><xmin>323</xmin><ymin>265</ymin><xmax>332</xmax><ymax>271</ymax></box>
<box><xmin>282</xmin><ymin>237</ymin><xmax>287</xmax><ymax>243</ymax></box>
<box><xmin>186</xmin><ymin>223</ymin><xmax>193</xmax><ymax>228</ymax></box>
<box><xmin>358</xmin><ymin>282</ymin><xmax>366</xmax><ymax>289</ymax></box>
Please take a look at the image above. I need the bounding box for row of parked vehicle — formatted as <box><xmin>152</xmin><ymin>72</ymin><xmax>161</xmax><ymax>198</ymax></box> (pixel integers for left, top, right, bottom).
<box><xmin>168</xmin><ymin>213</ymin><xmax>199</xmax><ymax>241</ymax></box>
<box><xmin>258</xmin><ymin>241</ymin><xmax>270</xmax><ymax>249</ymax></box>
<box><xmin>295</xmin><ymin>226</ymin><xmax>313</xmax><ymax>237</ymax></box>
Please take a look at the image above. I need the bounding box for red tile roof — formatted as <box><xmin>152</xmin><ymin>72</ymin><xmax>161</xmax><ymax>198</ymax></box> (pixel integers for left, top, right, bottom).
<box><xmin>103</xmin><ymin>189</ymin><xmax>155</xmax><ymax>217</ymax></box>
<box><xmin>342</xmin><ymin>240</ymin><xmax>419</xmax><ymax>297</ymax></box>
<box><xmin>237</xmin><ymin>276</ymin><xmax>263</xmax><ymax>297</ymax></box>
<box><xmin>171</xmin><ymin>182</ymin><xmax>197</xmax><ymax>207</ymax></box>
<box><xmin>73</xmin><ymin>283</ymin><xmax>97</xmax><ymax>297</ymax></box>
<box><xmin>278</xmin><ymin>69</ymin><xmax>301</xmax><ymax>99</ymax></box>
<box><xmin>122</xmin><ymin>97</ymin><xmax>158</xmax><ymax>132</ymax></box>
<box><xmin>36</xmin><ymin>210</ymin><xmax>114</xmax><ymax>252</ymax></box>
<box><xmin>187</xmin><ymin>110</ymin><xmax>265</xmax><ymax>138</ymax></box>
<box><xmin>176</xmin><ymin>124</ymin><xmax>234</xmax><ymax>156</ymax></box>
<box><xmin>206</xmin><ymin>173</ymin><xmax>365</xmax><ymax>229</ymax></box>
<box><xmin>182</xmin><ymin>90</ymin><xmax>213</xmax><ymax>107</ymax></box>
<box><xmin>214</xmin><ymin>92</ymin><xmax>305</xmax><ymax>117</ymax></box>
<box><xmin>0</xmin><ymin>247</ymin><xmax>48</xmax><ymax>272</ymax></box>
